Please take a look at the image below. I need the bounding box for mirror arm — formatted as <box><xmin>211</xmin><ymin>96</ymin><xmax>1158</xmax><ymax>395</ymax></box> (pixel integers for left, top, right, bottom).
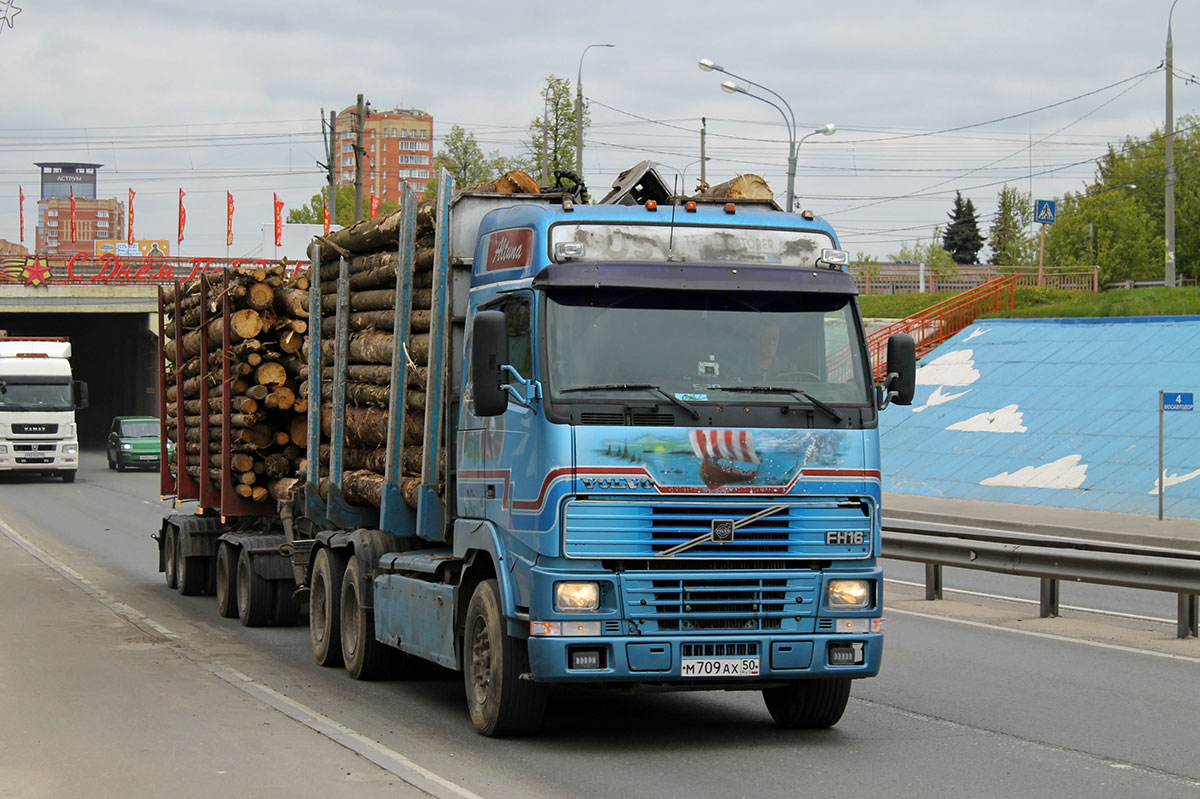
<box><xmin>500</xmin><ymin>365</ymin><xmax>541</xmax><ymax>409</ymax></box>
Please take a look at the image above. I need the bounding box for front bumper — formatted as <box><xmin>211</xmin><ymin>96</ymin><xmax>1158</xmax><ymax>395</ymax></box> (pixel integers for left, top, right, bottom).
<box><xmin>0</xmin><ymin>445</ymin><xmax>77</xmax><ymax>471</ymax></box>
<box><xmin>116</xmin><ymin>449</ymin><xmax>160</xmax><ymax>467</ymax></box>
<box><xmin>527</xmin><ymin>631</ymin><xmax>881</xmax><ymax>684</ymax></box>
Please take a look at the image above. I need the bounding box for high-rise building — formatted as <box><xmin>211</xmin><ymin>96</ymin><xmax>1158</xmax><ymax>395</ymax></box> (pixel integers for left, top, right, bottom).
<box><xmin>33</xmin><ymin>163</ymin><xmax>125</xmax><ymax>256</ymax></box>
<box><xmin>335</xmin><ymin>107</ymin><xmax>434</xmax><ymax>205</ymax></box>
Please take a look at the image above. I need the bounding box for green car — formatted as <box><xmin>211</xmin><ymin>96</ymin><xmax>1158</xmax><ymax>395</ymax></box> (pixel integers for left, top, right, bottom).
<box><xmin>107</xmin><ymin>416</ymin><xmax>162</xmax><ymax>471</ymax></box>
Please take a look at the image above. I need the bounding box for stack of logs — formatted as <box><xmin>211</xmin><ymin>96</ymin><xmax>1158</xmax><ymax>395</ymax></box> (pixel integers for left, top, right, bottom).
<box><xmin>163</xmin><ymin>263</ymin><xmax>308</xmax><ymax>503</ymax></box>
<box><xmin>305</xmin><ymin>197</ymin><xmax>444</xmax><ymax>511</ymax></box>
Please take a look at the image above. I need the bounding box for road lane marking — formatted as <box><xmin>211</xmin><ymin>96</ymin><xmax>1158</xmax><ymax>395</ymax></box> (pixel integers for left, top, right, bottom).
<box><xmin>887</xmin><ymin>605</ymin><xmax>1200</xmax><ymax>663</ymax></box>
<box><xmin>0</xmin><ymin>513</ymin><xmax>483</xmax><ymax>799</ymax></box>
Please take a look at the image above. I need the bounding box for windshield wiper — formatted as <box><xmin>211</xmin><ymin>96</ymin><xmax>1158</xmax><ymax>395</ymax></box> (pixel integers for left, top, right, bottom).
<box><xmin>708</xmin><ymin>385</ymin><xmax>844</xmax><ymax>423</ymax></box>
<box><xmin>560</xmin><ymin>383</ymin><xmax>701</xmax><ymax>419</ymax></box>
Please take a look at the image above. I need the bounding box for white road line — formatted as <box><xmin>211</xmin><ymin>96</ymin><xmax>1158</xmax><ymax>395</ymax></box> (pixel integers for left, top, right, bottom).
<box><xmin>887</xmin><ymin>606</ymin><xmax>1200</xmax><ymax>664</ymax></box>
<box><xmin>884</xmin><ymin>577</ymin><xmax>1176</xmax><ymax>625</ymax></box>
<box><xmin>0</xmin><ymin>513</ymin><xmax>484</xmax><ymax>799</ymax></box>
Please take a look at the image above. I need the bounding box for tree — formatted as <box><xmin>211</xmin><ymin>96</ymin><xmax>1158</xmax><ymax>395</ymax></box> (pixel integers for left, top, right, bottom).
<box><xmin>988</xmin><ymin>185</ymin><xmax>1035</xmax><ymax>266</ymax></box>
<box><xmin>1044</xmin><ymin>187</ymin><xmax>1160</xmax><ymax>284</ymax></box>
<box><xmin>423</xmin><ymin>125</ymin><xmax>521</xmax><ymax>203</ymax></box>
<box><xmin>942</xmin><ymin>191</ymin><xmax>984</xmax><ymax>265</ymax></box>
<box><xmin>889</xmin><ymin>227</ymin><xmax>956</xmax><ymax>276</ymax></box>
<box><xmin>287</xmin><ymin>185</ymin><xmax>399</xmax><ymax>227</ymax></box>
<box><xmin>524</xmin><ymin>74</ymin><xmax>589</xmax><ymax>187</ymax></box>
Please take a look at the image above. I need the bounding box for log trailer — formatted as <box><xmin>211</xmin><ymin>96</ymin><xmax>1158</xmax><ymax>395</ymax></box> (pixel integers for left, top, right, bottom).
<box><xmin>154</xmin><ymin>163</ymin><xmax>916</xmax><ymax>736</ymax></box>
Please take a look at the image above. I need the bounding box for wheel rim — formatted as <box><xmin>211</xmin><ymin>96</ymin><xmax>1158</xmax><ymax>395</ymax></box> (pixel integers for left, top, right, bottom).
<box><xmin>311</xmin><ymin>570</ymin><xmax>328</xmax><ymax>645</ymax></box>
<box><xmin>469</xmin><ymin>614</ymin><xmax>493</xmax><ymax>707</ymax></box>
<box><xmin>341</xmin><ymin>579</ymin><xmax>359</xmax><ymax>661</ymax></box>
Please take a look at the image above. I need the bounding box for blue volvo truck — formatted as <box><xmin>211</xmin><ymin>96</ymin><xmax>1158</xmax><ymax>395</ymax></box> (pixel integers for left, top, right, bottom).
<box><xmin>297</xmin><ymin>163</ymin><xmax>915</xmax><ymax>736</ymax></box>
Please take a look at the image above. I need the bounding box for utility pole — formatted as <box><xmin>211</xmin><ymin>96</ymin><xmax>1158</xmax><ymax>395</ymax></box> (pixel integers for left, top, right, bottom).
<box><xmin>541</xmin><ymin>92</ymin><xmax>550</xmax><ymax>186</ymax></box>
<box><xmin>1165</xmin><ymin>6</ymin><xmax>1178</xmax><ymax>288</ymax></box>
<box><xmin>700</xmin><ymin>117</ymin><xmax>707</xmax><ymax>185</ymax></box>
<box><xmin>354</xmin><ymin>93</ymin><xmax>365</xmax><ymax>223</ymax></box>
<box><xmin>328</xmin><ymin>110</ymin><xmax>337</xmax><ymax>227</ymax></box>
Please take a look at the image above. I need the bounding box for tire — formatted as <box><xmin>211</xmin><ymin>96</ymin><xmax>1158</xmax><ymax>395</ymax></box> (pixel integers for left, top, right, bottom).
<box><xmin>340</xmin><ymin>555</ymin><xmax>399</xmax><ymax>680</ymax></box>
<box><xmin>163</xmin><ymin>526</ymin><xmax>178</xmax><ymax>590</ymax></box>
<box><xmin>177</xmin><ymin>542</ymin><xmax>207</xmax><ymax>596</ymax></box>
<box><xmin>762</xmin><ymin>678</ymin><xmax>852</xmax><ymax>729</ymax></box>
<box><xmin>463</xmin><ymin>579</ymin><xmax>547</xmax><ymax>736</ymax></box>
<box><xmin>62</xmin><ymin>470</ymin><xmax>77</xmax><ymax>482</ymax></box>
<box><xmin>215</xmin><ymin>542</ymin><xmax>239</xmax><ymax>619</ymax></box>
<box><xmin>236</xmin><ymin>547</ymin><xmax>272</xmax><ymax>627</ymax></box>
<box><xmin>310</xmin><ymin>547</ymin><xmax>348</xmax><ymax>667</ymax></box>
<box><xmin>107</xmin><ymin>452</ymin><xmax>115</xmax><ymax>470</ymax></box>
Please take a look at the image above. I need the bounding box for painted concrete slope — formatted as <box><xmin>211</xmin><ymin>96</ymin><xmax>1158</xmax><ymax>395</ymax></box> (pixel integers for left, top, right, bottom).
<box><xmin>878</xmin><ymin>316</ymin><xmax>1200</xmax><ymax>519</ymax></box>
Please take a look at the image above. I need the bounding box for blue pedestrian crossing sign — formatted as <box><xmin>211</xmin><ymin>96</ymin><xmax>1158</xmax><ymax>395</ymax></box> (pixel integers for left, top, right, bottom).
<box><xmin>1163</xmin><ymin>392</ymin><xmax>1194</xmax><ymax>411</ymax></box>
<box><xmin>1035</xmin><ymin>199</ymin><xmax>1056</xmax><ymax>224</ymax></box>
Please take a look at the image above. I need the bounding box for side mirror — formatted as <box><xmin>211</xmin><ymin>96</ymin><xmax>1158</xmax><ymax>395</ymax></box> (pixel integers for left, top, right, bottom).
<box><xmin>883</xmin><ymin>334</ymin><xmax>916</xmax><ymax>407</ymax></box>
<box><xmin>471</xmin><ymin>310</ymin><xmax>509</xmax><ymax>417</ymax></box>
<box><xmin>74</xmin><ymin>380</ymin><xmax>89</xmax><ymax>410</ymax></box>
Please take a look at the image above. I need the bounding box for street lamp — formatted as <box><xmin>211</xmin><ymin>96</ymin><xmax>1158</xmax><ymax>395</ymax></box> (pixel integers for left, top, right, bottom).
<box><xmin>576</xmin><ymin>43</ymin><xmax>615</xmax><ymax>184</ymax></box>
<box><xmin>701</xmin><ymin>59</ymin><xmax>833</xmax><ymax>211</ymax></box>
<box><xmin>1165</xmin><ymin>1</ymin><xmax>1181</xmax><ymax>288</ymax></box>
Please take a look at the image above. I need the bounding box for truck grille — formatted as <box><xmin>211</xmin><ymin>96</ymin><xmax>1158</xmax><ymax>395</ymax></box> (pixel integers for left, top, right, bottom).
<box><xmin>622</xmin><ymin>571</ymin><xmax>817</xmax><ymax>633</ymax></box>
<box><xmin>565</xmin><ymin>499</ymin><xmax>871</xmax><ymax>560</ymax></box>
<box><xmin>12</xmin><ymin>424</ymin><xmax>57</xmax><ymax>435</ymax></box>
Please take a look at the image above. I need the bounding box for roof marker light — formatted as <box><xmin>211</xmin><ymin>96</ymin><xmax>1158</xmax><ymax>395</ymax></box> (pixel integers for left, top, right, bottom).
<box><xmin>724</xmin><ymin>203</ymin><xmax>736</xmax><ymax>214</ymax></box>
<box><xmin>646</xmin><ymin>200</ymin><xmax>658</xmax><ymax>211</ymax></box>
<box><xmin>685</xmin><ymin>201</ymin><xmax>697</xmax><ymax>212</ymax></box>
<box><xmin>562</xmin><ymin>198</ymin><xmax>574</xmax><ymax>212</ymax></box>
<box><xmin>801</xmin><ymin>210</ymin><xmax>815</xmax><ymax>220</ymax></box>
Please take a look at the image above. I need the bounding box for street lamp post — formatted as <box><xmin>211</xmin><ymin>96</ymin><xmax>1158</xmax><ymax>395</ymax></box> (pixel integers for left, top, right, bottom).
<box><xmin>1165</xmin><ymin>1</ymin><xmax>1180</xmax><ymax>288</ymax></box>
<box><xmin>700</xmin><ymin>59</ymin><xmax>834</xmax><ymax>210</ymax></box>
<box><xmin>576</xmin><ymin>43</ymin><xmax>615</xmax><ymax>184</ymax></box>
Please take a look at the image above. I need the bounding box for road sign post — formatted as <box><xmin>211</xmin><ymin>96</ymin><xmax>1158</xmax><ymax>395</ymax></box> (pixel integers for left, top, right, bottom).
<box><xmin>1035</xmin><ymin>200</ymin><xmax>1056</xmax><ymax>288</ymax></box>
<box><xmin>1158</xmin><ymin>390</ymin><xmax>1194</xmax><ymax>519</ymax></box>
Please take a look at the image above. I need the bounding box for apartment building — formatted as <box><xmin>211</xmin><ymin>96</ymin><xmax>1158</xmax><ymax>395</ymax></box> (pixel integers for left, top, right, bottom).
<box><xmin>334</xmin><ymin>106</ymin><xmax>434</xmax><ymax>203</ymax></box>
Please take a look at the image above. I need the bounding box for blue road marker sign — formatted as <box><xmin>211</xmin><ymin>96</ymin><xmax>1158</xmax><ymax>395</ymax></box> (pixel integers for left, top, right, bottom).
<box><xmin>1163</xmin><ymin>392</ymin><xmax>1194</xmax><ymax>411</ymax></box>
<box><xmin>1035</xmin><ymin>199</ymin><xmax>1057</xmax><ymax>224</ymax></box>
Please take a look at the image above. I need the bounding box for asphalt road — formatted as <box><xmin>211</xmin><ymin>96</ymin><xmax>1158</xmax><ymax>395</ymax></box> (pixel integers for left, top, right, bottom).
<box><xmin>2</xmin><ymin>451</ymin><xmax>1198</xmax><ymax>798</ymax></box>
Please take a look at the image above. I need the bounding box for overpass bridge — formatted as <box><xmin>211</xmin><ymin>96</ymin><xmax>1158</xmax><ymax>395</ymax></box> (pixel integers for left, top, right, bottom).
<box><xmin>1</xmin><ymin>254</ymin><xmax>302</xmax><ymax>445</ymax></box>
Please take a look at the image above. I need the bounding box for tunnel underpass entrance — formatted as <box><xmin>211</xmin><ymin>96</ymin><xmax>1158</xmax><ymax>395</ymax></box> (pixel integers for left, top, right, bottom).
<box><xmin>0</xmin><ymin>312</ymin><xmax>158</xmax><ymax>447</ymax></box>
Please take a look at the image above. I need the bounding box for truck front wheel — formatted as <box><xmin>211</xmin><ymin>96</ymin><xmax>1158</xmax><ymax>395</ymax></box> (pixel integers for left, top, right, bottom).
<box><xmin>762</xmin><ymin>677</ymin><xmax>851</xmax><ymax>729</ymax></box>
<box><xmin>463</xmin><ymin>579</ymin><xmax>547</xmax><ymax>736</ymax></box>
<box><xmin>310</xmin><ymin>547</ymin><xmax>348</xmax><ymax>667</ymax></box>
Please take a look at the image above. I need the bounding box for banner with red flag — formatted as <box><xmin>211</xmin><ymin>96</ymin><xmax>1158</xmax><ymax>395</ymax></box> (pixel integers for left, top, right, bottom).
<box><xmin>69</xmin><ymin>187</ymin><xmax>77</xmax><ymax>243</ymax></box>
<box><xmin>226</xmin><ymin>191</ymin><xmax>234</xmax><ymax>247</ymax></box>
<box><xmin>273</xmin><ymin>193</ymin><xmax>284</xmax><ymax>247</ymax></box>
<box><xmin>127</xmin><ymin>189</ymin><xmax>135</xmax><ymax>244</ymax></box>
<box><xmin>18</xmin><ymin>186</ymin><xmax>23</xmax><ymax>243</ymax></box>
<box><xmin>177</xmin><ymin>189</ymin><xmax>186</xmax><ymax>245</ymax></box>
<box><xmin>369</xmin><ymin>194</ymin><xmax>380</xmax><ymax>220</ymax></box>
<box><xmin>322</xmin><ymin>190</ymin><xmax>330</xmax><ymax>236</ymax></box>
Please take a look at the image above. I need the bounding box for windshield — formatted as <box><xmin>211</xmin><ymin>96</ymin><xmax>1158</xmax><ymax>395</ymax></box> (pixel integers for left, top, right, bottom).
<box><xmin>544</xmin><ymin>289</ymin><xmax>871</xmax><ymax>406</ymax></box>
<box><xmin>120</xmin><ymin>420</ymin><xmax>159</xmax><ymax>438</ymax></box>
<box><xmin>0</xmin><ymin>379</ymin><xmax>72</xmax><ymax>411</ymax></box>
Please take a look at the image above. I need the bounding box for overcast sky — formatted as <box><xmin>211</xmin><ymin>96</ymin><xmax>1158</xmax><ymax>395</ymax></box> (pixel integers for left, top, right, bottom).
<box><xmin>0</xmin><ymin>0</ymin><xmax>1194</xmax><ymax>260</ymax></box>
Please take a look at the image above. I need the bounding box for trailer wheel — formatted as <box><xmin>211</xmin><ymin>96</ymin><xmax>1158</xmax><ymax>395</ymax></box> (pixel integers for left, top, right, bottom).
<box><xmin>340</xmin><ymin>555</ymin><xmax>394</xmax><ymax>680</ymax></box>
<box><xmin>310</xmin><ymin>547</ymin><xmax>348</xmax><ymax>667</ymax></box>
<box><xmin>236</xmin><ymin>547</ymin><xmax>272</xmax><ymax>627</ymax></box>
<box><xmin>762</xmin><ymin>678</ymin><xmax>851</xmax><ymax>729</ymax></box>
<box><xmin>463</xmin><ymin>579</ymin><xmax>547</xmax><ymax>736</ymax></box>
<box><xmin>271</xmin><ymin>582</ymin><xmax>304</xmax><ymax>627</ymax></box>
<box><xmin>163</xmin><ymin>526</ymin><xmax>178</xmax><ymax>590</ymax></box>
<box><xmin>177</xmin><ymin>547</ymin><xmax>207</xmax><ymax>596</ymax></box>
<box><xmin>215</xmin><ymin>542</ymin><xmax>239</xmax><ymax>619</ymax></box>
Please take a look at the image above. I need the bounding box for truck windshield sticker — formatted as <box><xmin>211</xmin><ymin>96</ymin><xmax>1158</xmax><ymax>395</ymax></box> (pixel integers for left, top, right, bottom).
<box><xmin>550</xmin><ymin>224</ymin><xmax>832</xmax><ymax>267</ymax></box>
<box><xmin>481</xmin><ymin>228</ymin><xmax>534</xmax><ymax>273</ymax></box>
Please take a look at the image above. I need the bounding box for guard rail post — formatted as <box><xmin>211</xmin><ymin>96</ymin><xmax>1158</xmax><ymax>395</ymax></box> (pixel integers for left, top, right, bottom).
<box><xmin>924</xmin><ymin>563</ymin><xmax>943</xmax><ymax>600</ymax></box>
<box><xmin>1040</xmin><ymin>578</ymin><xmax>1060</xmax><ymax>617</ymax></box>
<box><xmin>1180</xmin><ymin>594</ymin><xmax>1198</xmax><ymax>638</ymax></box>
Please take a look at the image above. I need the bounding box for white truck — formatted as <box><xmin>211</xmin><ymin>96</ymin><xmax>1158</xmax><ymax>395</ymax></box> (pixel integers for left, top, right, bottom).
<box><xmin>0</xmin><ymin>337</ymin><xmax>88</xmax><ymax>482</ymax></box>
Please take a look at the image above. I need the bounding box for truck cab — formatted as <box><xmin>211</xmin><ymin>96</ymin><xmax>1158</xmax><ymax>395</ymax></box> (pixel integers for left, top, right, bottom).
<box><xmin>0</xmin><ymin>337</ymin><xmax>88</xmax><ymax>482</ymax></box>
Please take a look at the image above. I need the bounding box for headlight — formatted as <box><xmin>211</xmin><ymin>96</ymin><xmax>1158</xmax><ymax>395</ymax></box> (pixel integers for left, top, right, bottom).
<box><xmin>63</xmin><ymin>444</ymin><xmax>78</xmax><ymax>454</ymax></box>
<box><xmin>0</xmin><ymin>444</ymin><xmax>7</xmax><ymax>454</ymax></box>
<box><xmin>121</xmin><ymin>443</ymin><xmax>133</xmax><ymax>450</ymax></box>
<box><xmin>826</xmin><ymin>579</ymin><xmax>872</xmax><ymax>609</ymax></box>
<box><xmin>555</xmin><ymin>582</ymin><xmax>600</xmax><ymax>612</ymax></box>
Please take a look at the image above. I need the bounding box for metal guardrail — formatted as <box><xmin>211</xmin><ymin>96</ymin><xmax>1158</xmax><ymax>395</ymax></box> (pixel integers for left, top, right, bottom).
<box><xmin>881</xmin><ymin>519</ymin><xmax>1200</xmax><ymax>639</ymax></box>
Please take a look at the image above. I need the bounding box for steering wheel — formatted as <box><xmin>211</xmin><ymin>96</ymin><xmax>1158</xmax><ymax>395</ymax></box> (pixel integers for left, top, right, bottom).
<box><xmin>777</xmin><ymin>370</ymin><xmax>821</xmax><ymax>382</ymax></box>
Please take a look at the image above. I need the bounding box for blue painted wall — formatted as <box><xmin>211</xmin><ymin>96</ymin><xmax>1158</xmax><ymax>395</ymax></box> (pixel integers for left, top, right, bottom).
<box><xmin>879</xmin><ymin>317</ymin><xmax>1200</xmax><ymax>518</ymax></box>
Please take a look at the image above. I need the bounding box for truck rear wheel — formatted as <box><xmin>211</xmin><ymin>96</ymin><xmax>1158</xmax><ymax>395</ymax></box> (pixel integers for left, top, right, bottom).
<box><xmin>463</xmin><ymin>579</ymin><xmax>547</xmax><ymax>736</ymax></box>
<box><xmin>762</xmin><ymin>678</ymin><xmax>851</xmax><ymax>729</ymax></box>
<box><xmin>215</xmin><ymin>542</ymin><xmax>238</xmax><ymax>619</ymax></box>
<box><xmin>236</xmin><ymin>547</ymin><xmax>272</xmax><ymax>627</ymax></box>
<box><xmin>310</xmin><ymin>547</ymin><xmax>348</xmax><ymax>667</ymax></box>
<box><xmin>271</xmin><ymin>582</ymin><xmax>304</xmax><ymax>627</ymax></box>
<box><xmin>340</xmin><ymin>555</ymin><xmax>396</xmax><ymax>680</ymax></box>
